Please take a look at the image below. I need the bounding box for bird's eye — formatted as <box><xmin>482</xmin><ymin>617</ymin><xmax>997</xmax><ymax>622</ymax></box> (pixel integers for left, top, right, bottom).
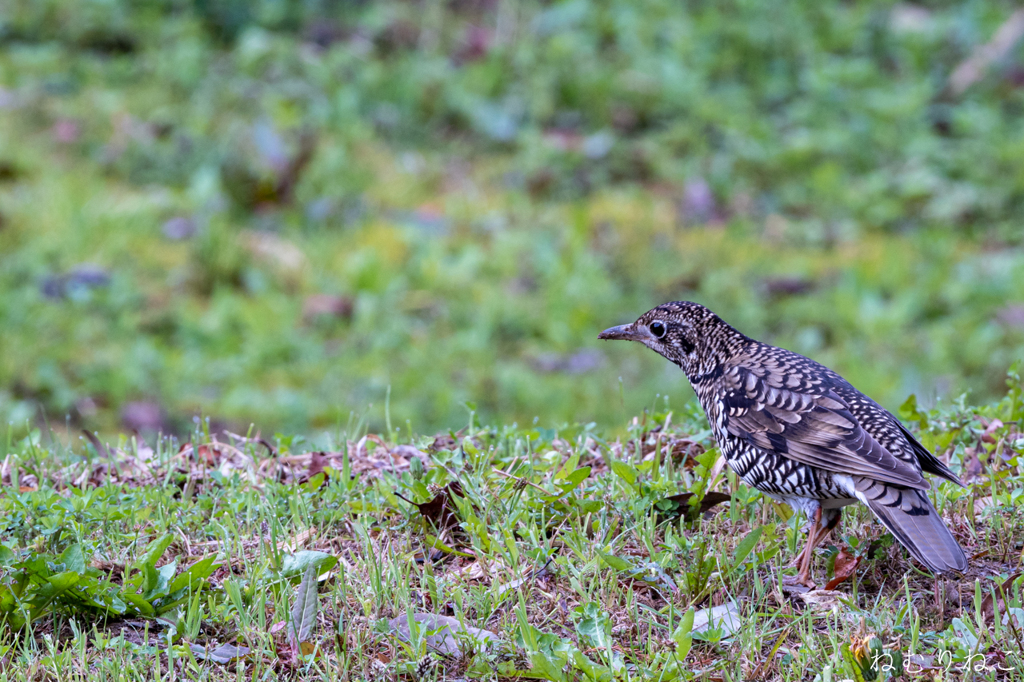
<box><xmin>649</xmin><ymin>321</ymin><xmax>666</xmax><ymax>338</ymax></box>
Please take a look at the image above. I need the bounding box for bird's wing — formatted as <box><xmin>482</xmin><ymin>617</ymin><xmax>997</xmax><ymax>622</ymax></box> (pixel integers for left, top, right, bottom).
<box><xmin>717</xmin><ymin>356</ymin><xmax>928</xmax><ymax>489</ymax></box>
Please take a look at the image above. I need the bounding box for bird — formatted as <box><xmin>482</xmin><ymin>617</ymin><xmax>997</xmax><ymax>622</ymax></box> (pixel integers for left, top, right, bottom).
<box><xmin>598</xmin><ymin>301</ymin><xmax>967</xmax><ymax>586</ymax></box>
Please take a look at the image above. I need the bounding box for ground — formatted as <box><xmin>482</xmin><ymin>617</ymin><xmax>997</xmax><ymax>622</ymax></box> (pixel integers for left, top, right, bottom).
<box><xmin>1</xmin><ymin>380</ymin><xmax>1022</xmax><ymax>681</ymax></box>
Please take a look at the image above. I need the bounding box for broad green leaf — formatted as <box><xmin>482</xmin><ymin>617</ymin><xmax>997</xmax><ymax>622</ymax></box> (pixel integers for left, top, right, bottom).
<box><xmin>672</xmin><ymin>607</ymin><xmax>695</xmax><ymax>659</ymax></box>
<box><xmin>28</xmin><ymin>572</ymin><xmax>81</xmax><ymax>621</ymax></box>
<box><xmin>0</xmin><ymin>595</ymin><xmax>27</xmax><ymax>632</ymax></box>
<box><xmin>576</xmin><ymin>603</ymin><xmax>613</xmax><ymax>651</ymax></box>
<box><xmin>14</xmin><ymin>555</ymin><xmax>50</xmax><ymax>579</ymax></box>
<box><xmin>122</xmin><ymin>592</ymin><xmax>156</xmax><ymax>617</ymax></box>
<box><xmin>898</xmin><ymin>394</ymin><xmax>928</xmax><ymax>427</ymax></box>
<box><xmin>554</xmin><ymin>451</ymin><xmax>580</xmax><ymax>481</ymax></box>
<box><xmin>572</xmin><ymin>650</ymin><xmax>612</xmax><ymax>682</ymax></box>
<box><xmin>554</xmin><ymin>467</ymin><xmax>590</xmax><ymax>497</ymax></box>
<box><xmin>302</xmin><ymin>472</ymin><xmax>325</xmax><ymax>492</ymax></box>
<box><xmin>280</xmin><ymin>551</ymin><xmax>338</xmax><ymax>578</ymax></box>
<box><xmin>526</xmin><ymin>650</ymin><xmax>568</xmax><ymax>682</ymax></box>
<box><xmin>59</xmin><ymin>544</ymin><xmax>86</xmax><ymax>574</ymax></box>
<box><xmin>595</xmin><ymin>550</ymin><xmax>632</xmax><ymax>573</ymax></box>
<box><xmin>291</xmin><ymin>564</ymin><xmax>319</xmax><ymax>643</ymax></box>
<box><xmin>135</xmin><ymin>533</ymin><xmax>174</xmax><ymax>570</ymax></box>
<box><xmin>142</xmin><ymin>562</ymin><xmax>159</xmax><ymax>595</ymax></box>
<box><xmin>166</xmin><ymin>556</ymin><xmax>219</xmax><ymax>597</ymax></box>
<box><xmin>518</xmin><ymin>629</ymin><xmax>572</xmax><ymax>682</ymax></box>
<box><xmin>144</xmin><ymin>561</ymin><xmax>177</xmax><ymax>600</ymax></box>
<box><xmin>610</xmin><ymin>461</ymin><xmax>637</xmax><ymax>486</ymax></box>
<box><xmin>730</xmin><ymin>526</ymin><xmax>763</xmax><ymax>571</ymax></box>
<box><xmin>573</xmin><ymin>499</ymin><xmax>603</xmax><ymax>514</ymax></box>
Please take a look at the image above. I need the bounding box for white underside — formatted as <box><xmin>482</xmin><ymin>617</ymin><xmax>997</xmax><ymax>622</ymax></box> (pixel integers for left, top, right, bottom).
<box><xmin>768</xmin><ymin>474</ymin><xmax>861</xmax><ymax>518</ymax></box>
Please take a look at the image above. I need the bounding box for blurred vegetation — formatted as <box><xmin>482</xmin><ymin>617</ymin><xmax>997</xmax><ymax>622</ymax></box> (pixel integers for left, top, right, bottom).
<box><xmin>1</xmin><ymin>0</ymin><xmax>1024</xmax><ymax>438</ymax></box>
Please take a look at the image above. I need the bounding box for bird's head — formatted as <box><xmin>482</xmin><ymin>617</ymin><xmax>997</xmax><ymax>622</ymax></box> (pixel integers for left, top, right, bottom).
<box><xmin>598</xmin><ymin>301</ymin><xmax>744</xmax><ymax>375</ymax></box>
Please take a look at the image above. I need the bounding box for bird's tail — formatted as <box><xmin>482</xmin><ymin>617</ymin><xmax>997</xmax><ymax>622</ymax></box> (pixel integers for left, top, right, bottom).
<box><xmin>854</xmin><ymin>477</ymin><xmax>967</xmax><ymax>573</ymax></box>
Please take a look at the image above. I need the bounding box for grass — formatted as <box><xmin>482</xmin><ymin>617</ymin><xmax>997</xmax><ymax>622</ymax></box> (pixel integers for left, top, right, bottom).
<box><xmin>2</xmin><ymin>1</ymin><xmax>1024</xmax><ymax>677</ymax></box>
<box><xmin>3</xmin><ymin>1</ymin><xmax>1024</xmax><ymax>437</ymax></box>
<box><xmin>1</xmin><ymin>373</ymin><xmax>1022</xmax><ymax>681</ymax></box>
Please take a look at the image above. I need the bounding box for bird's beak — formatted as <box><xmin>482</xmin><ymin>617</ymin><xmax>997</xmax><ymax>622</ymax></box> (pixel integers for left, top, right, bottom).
<box><xmin>598</xmin><ymin>324</ymin><xmax>640</xmax><ymax>341</ymax></box>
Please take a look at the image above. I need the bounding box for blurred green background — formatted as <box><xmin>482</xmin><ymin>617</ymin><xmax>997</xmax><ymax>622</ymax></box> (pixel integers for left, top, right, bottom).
<box><xmin>1</xmin><ymin>0</ymin><xmax>1023</xmax><ymax>439</ymax></box>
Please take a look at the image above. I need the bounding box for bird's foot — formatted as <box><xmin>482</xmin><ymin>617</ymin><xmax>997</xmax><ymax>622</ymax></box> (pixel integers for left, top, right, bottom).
<box><xmin>783</xmin><ymin>572</ymin><xmax>817</xmax><ymax>590</ymax></box>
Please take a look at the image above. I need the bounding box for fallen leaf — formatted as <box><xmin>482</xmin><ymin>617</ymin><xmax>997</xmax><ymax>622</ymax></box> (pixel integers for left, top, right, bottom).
<box><xmin>824</xmin><ymin>548</ymin><xmax>861</xmax><ymax>590</ymax></box>
<box><xmin>396</xmin><ymin>481</ymin><xmax>466</xmax><ymax>530</ymax></box>
<box><xmin>388</xmin><ymin>613</ymin><xmax>499</xmax><ymax>656</ymax></box>
<box><xmin>278</xmin><ymin>528</ymin><xmax>317</xmax><ymax>553</ymax></box>
<box><xmin>980</xmin><ymin>572</ymin><xmax>1023</xmax><ymax>624</ymax></box>
<box><xmin>963</xmin><ymin>446</ymin><xmax>984</xmax><ymax>479</ymax></box>
<box><xmin>981</xmin><ymin>418</ymin><xmax>1005</xmax><ymax>443</ymax></box>
<box><xmin>906</xmin><ymin>653</ymin><xmax>939</xmax><ymax>672</ymax></box>
<box><xmin>456</xmin><ymin>561</ymin><xmax>489</xmax><ymax>580</ymax></box>
<box><xmin>429</xmin><ymin>433</ymin><xmax>460</xmax><ymax>452</ymax></box>
<box><xmin>665</xmin><ymin>438</ymin><xmax>704</xmax><ymax>467</ymax></box>
<box><xmin>797</xmin><ymin>590</ymin><xmax>847</xmax><ymax>613</ymax></box>
<box><xmin>391</xmin><ymin>444</ymin><xmax>429</xmax><ymax>463</ymax></box>
<box><xmin>190</xmin><ymin>643</ymin><xmax>250</xmax><ymax>664</ymax></box>
<box><xmin>692</xmin><ymin>601</ymin><xmax>740</xmax><ymax>638</ymax></box>
<box><xmin>303</xmin><ymin>452</ymin><xmax>329</xmax><ymax>483</ymax></box>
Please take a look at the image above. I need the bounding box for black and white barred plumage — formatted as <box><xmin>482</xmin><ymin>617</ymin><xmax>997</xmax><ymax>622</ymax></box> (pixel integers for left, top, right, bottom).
<box><xmin>600</xmin><ymin>301</ymin><xmax>967</xmax><ymax>581</ymax></box>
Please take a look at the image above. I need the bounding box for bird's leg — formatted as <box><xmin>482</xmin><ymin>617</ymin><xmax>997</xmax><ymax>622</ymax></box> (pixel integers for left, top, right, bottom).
<box><xmin>788</xmin><ymin>508</ymin><xmax>831</xmax><ymax>568</ymax></box>
<box><xmin>810</xmin><ymin>510</ymin><xmax>841</xmax><ymax>553</ymax></box>
<box><xmin>795</xmin><ymin>507</ymin><xmax>824</xmax><ymax>588</ymax></box>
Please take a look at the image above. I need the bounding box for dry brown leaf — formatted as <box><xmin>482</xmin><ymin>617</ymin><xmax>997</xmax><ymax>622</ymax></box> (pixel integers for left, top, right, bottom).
<box><xmin>279</xmin><ymin>528</ymin><xmax>317</xmax><ymax>553</ymax></box>
<box><xmin>980</xmin><ymin>572</ymin><xmax>1023</xmax><ymax>624</ymax></box>
<box><xmin>396</xmin><ymin>481</ymin><xmax>466</xmax><ymax>530</ymax></box>
<box><xmin>457</xmin><ymin>561</ymin><xmax>489</xmax><ymax>580</ymax></box>
<box><xmin>797</xmin><ymin>589</ymin><xmax>847</xmax><ymax>613</ymax></box>
<box><xmin>824</xmin><ymin>548</ymin><xmax>861</xmax><ymax>590</ymax></box>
